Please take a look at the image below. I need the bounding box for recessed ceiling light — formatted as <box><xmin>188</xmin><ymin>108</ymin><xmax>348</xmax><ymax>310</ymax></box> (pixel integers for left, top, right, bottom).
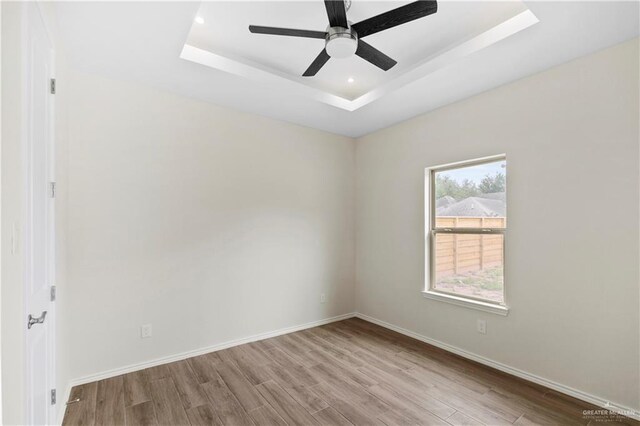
<box><xmin>194</xmin><ymin>16</ymin><xmax>205</xmax><ymax>25</ymax></box>
<box><xmin>347</xmin><ymin>77</ymin><xmax>355</xmax><ymax>83</ymax></box>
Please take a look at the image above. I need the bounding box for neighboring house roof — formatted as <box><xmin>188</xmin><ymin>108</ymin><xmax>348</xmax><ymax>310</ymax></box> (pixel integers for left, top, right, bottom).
<box><xmin>436</xmin><ymin>193</ymin><xmax>506</xmax><ymax>217</ymax></box>
<box><xmin>476</xmin><ymin>191</ymin><xmax>505</xmax><ymax>201</ymax></box>
<box><xmin>435</xmin><ymin>195</ymin><xmax>456</xmax><ymax>208</ymax></box>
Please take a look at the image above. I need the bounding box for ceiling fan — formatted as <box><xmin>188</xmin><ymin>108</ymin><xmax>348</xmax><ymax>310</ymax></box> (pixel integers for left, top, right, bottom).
<box><xmin>248</xmin><ymin>0</ymin><xmax>438</xmax><ymax>77</ymax></box>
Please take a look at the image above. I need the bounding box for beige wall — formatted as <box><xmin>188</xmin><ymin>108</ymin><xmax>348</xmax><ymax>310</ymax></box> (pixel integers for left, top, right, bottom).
<box><xmin>62</xmin><ymin>70</ymin><xmax>356</xmax><ymax>384</ymax></box>
<box><xmin>355</xmin><ymin>38</ymin><xmax>639</xmax><ymax>410</ymax></box>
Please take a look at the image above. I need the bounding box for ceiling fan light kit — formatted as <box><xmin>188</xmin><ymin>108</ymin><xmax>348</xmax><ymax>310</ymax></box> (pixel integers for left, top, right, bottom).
<box><xmin>249</xmin><ymin>0</ymin><xmax>438</xmax><ymax>77</ymax></box>
<box><xmin>325</xmin><ymin>25</ymin><xmax>358</xmax><ymax>59</ymax></box>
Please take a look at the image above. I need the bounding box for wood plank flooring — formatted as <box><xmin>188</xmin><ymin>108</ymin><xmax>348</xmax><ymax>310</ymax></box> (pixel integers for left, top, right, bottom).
<box><xmin>62</xmin><ymin>318</ymin><xmax>637</xmax><ymax>426</ymax></box>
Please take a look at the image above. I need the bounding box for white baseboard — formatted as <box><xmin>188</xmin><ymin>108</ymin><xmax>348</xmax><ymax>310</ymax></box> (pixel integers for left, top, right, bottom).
<box><xmin>354</xmin><ymin>312</ymin><xmax>640</xmax><ymax>421</ymax></box>
<box><xmin>57</xmin><ymin>312</ymin><xmax>356</xmax><ymax>424</ymax></box>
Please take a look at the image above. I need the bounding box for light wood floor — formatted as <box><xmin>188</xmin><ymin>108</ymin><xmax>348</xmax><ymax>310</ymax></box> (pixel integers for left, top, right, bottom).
<box><xmin>62</xmin><ymin>318</ymin><xmax>636</xmax><ymax>426</ymax></box>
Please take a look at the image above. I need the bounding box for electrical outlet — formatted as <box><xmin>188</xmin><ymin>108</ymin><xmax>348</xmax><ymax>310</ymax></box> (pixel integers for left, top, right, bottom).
<box><xmin>140</xmin><ymin>324</ymin><xmax>152</xmax><ymax>339</ymax></box>
<box><xmin>477</xmin><ymin>319</ymin><xmax>487</xmax><ymax>334</ymax></box>
<box><xmin>320</xmin><ymin>293</ymin><xmax>326</xmax><ymax>303</ymax></box>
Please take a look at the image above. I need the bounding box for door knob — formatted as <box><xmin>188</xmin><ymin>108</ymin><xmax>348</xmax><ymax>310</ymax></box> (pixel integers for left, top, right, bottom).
<box><xmin>27</xmin><ymin>311</ymin><xmax>47</xmax><ymax>329</ymax></box>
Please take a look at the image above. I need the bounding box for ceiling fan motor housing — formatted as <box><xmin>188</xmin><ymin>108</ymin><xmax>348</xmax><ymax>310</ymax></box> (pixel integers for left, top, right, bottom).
<box><xmin>325</xmin><ymin>25</ymin><xmax>358</xmax><ymax>59</ymax></box>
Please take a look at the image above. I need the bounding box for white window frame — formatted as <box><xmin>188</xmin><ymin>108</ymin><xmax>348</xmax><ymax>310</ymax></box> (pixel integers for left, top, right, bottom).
<box><xmin>422</xmin><ymin>154</ymin><xmax>509</xmax><ymax>316</ymax></box>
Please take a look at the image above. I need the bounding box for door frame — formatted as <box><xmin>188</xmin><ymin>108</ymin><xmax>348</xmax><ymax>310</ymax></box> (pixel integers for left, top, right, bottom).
<box><xmin>22</xmin><ymin>2</ymin><xmax>56</xmax><ymax>423</ymax></box>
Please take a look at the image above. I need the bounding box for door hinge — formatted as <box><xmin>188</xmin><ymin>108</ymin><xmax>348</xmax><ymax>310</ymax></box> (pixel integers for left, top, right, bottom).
<box><xmin>50</xmin><ymin>78</ymin><xmax>56</xmax><ymax>94</ymax></box>
<box><xmin>50</xmin><ymin>285</ymin><xmax>56</xmax><ymax>302</ymax></box>
<box><xmin>50</xmin><ymin>182</ymin><xmax>56</xmax><ymax>198</ymax></box>
<box><xmin>51</xmin><ymin>389</ymin><xmax>56</xmax><ymax>405</ymax></box>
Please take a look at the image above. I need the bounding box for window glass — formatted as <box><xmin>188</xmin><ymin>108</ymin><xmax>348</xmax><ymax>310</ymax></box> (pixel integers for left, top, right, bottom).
<box><xmin>433</xmin><ymin>233</ymin><xmax>504</xmax><ymax>303</ymax></box>
<box><xmin>429</xmin><ymin>157</ymin><xmax>506</xmax><ymax>305</ymax></box>
<box><xmin>435</xmin><ymin>160</ymin><xmax>506</xmax><ymax>228</ymax></box>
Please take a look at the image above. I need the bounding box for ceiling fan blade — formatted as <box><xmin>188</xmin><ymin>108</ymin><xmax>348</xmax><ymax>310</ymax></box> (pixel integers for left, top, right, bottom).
<box><xmin>249</xmin><ymin>25</ymin><xmax>327</xmax><ymax>39</ymax></box>
<box><xmin>303</xmin><ymin>49</ymin><xmax>330</xmax><ymax>77</ymax></box>
<box><xmin>352</xmin><ymin>0</ymin><xmax>438</xmax><ymax>38</ymax></box>
<box><xmin>355</xmin><ymin>40</ymin><xmax>397</xmax><ymax>71</ymax></box>
<box><xmin>324</xmin><ymin>0</ymin><xmax>348</xmax><ymax>28</ymax></box>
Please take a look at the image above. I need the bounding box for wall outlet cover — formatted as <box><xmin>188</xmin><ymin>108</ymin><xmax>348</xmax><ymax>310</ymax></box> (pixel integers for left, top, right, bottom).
<box><xmin>477</xmin><ymin>319</ymin><xmax>487</xmax><ymax>334</ymax></box>
<box><xmin>141</xmin><ymin>324</ymin><xmax>153</xmax><ymax>339</ymax></box>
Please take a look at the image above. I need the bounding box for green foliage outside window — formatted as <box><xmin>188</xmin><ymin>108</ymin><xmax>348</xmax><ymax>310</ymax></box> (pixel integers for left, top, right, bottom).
<box><xmin>435</xmin><ymin>172</ymin><xmax>505</xmax><ymax>200</ymax></box>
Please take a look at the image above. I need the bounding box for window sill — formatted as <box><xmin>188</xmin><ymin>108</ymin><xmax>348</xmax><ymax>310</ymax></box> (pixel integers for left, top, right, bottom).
<box><xmin>422</xmin><ymin>290</ymin><xmax>509</xmax><ymax>316</ymax></box>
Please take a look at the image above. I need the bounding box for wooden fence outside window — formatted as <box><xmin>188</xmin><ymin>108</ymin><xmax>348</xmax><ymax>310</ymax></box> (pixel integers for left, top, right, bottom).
<box><xmin>435</xmin><ymin>217</ymin><xmax>505</xmax><ymax>277</ymax></box>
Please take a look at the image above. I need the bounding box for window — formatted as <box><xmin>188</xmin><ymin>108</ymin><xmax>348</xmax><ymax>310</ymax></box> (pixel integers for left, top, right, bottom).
<box><xmin>424</xmin><ymin>155</ymin><xmax>508</xmax><ymax>314</ymax></box>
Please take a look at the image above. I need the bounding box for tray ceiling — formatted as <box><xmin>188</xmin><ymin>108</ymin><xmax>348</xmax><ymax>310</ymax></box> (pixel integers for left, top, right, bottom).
<box><xmin>182</xmin><ymin>1</ymin><xmax>535</xmax><ymax>110</ymax></box>
<box><xmin>54</xmin><ymin>1</ymin><xmax>640</xmax><ymax>136</ymax></box>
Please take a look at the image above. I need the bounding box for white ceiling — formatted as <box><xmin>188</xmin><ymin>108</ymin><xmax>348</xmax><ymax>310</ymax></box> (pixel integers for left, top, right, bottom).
<box><xmin>55</xmin><ymin>1</ymin><xmax>639</xmax><ymax>137</ymax></box>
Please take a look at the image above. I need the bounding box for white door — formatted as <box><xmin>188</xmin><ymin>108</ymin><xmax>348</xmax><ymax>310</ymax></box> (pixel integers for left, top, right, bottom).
<box><xmin>24</xmin><ymin>3</ymin><xmax>56</xmax><ymax>425</ymax></box>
